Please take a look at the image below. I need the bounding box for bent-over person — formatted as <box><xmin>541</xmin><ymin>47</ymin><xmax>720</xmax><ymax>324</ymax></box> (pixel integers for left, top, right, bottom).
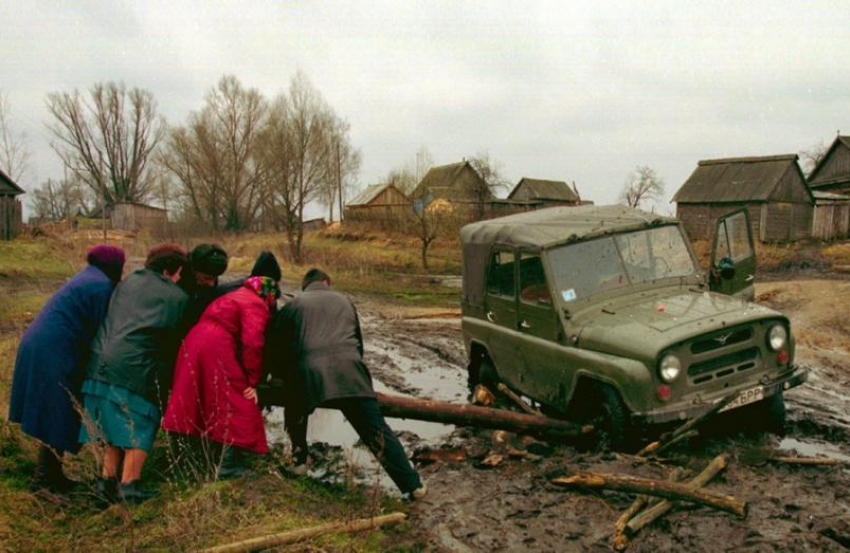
<box><xmin>267</xmin><ymin>268</ymin><xmax>426</xmax><ymax>499</ymax></box>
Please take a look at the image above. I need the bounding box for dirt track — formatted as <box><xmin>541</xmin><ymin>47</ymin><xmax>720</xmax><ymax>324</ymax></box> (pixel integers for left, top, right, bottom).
<box><xmin>327</xmin><ymin>279</ymin><xmax>850</xmax><ymax>551</ymax></box>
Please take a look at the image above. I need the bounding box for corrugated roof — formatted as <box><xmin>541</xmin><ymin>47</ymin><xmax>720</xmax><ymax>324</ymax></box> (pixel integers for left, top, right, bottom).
<box><xmin>461</xmin><ymin>204</ymin><xmax>677</xmax><ymax>250</ymax></box>
<box><xmin>509</xmin><ymin>178</ymin><xmax>579</xmax><ymax>202</ymax></box>
<box><xmin>0</xmin><ymin>167</ymin><xmax>24</xmax><ymax>196</ymax></box>
<box><xmin>673</xmin><ymin>154</ymin><xmax>800</xmax><ymax>203</ymax></box>
<box><xmin>347</xmin><ymin>183</ymin><xmax>392</xmax><ymax>206</ymax></box>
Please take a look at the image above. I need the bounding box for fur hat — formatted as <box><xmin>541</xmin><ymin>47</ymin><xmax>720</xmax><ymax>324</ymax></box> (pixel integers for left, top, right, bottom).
<box><xmin>189</xmin><ymin>244</ymin><xmax>228</xmax><ymax>277</ymax></box>
<box><xmin>251</xmin><ymin>251</ymin><xmax>282</xmax><ymax>281</ymax></box>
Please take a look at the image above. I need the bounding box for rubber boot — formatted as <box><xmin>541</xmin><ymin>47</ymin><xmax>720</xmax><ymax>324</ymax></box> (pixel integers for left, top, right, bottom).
<box><xmin>32</xmin><ymin>444</ymin><xmax>78</xmax><ymax>494</ymax></box>
<box><xmin>117</xmin><ymin>480</ymin><xmax>156</xmax><ymax>504</ymax></box>
<box><xmin>218</xmin><ymin>446</ymin><xmax>252</xmax><ymax>480</ymax></box>
<box><xmin>95</xmin><ymin>476</ymin><xmax>119</xmax><ymax>505</ymax></box>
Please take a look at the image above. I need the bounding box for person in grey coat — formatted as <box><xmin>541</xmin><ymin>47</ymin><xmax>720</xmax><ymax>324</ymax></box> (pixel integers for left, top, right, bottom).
<box><xmin>268</xmin><ymin>268</ymin><xmax>425</xmax><ymax>499</ymax></box>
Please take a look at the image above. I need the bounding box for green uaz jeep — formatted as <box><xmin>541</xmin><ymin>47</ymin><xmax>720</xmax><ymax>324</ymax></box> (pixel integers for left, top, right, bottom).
<box><xmin>461</xmin><ymin>205</ymin><xmax>807</xmax><ymax>447</ymax></box>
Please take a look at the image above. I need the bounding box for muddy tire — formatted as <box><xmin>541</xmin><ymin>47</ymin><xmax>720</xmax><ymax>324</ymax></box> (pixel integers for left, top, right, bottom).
<box><xmin>595</xmin><ymin>385</ymin><xmax>632</xmax><ymax>451</ymax></box>
<box><xmin>468</xmin><ymin>357</ymin><xmax>499</xmax><ymax>393</ymax></box>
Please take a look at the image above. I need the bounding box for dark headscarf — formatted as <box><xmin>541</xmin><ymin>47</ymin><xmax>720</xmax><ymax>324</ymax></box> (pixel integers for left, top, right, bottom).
<box><xmin>87</xmin><ymin>245</ymin><xmax>126</xmax><ymax>283</ymax></box>
<box><xmin>251</xmin><ymin>251</ymin><xmax>282</xmax><ymax>282</ymax></box>
<box><xmin>190</xmin><ymin>244</ymin><xmax>228</xmax><ymax>277</ymax></box>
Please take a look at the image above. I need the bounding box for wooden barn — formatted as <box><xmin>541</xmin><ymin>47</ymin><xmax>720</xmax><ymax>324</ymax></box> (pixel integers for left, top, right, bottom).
<box><xmin>110</xmin><ymin>202</ymin><xmax>168</xmax><ymax>235</ymax></box>
<box><xmin>808</xmin><ymin>135</ymin><xmax>850</xmax><ymax>196</ymax></box>
<box><xmin>412</xmin><ymin>160</ymin><xmax>490</xmax><ymax>204</ymax></box>
<box><xmin>0</xmin><ymin>168</ymin><xmax>24</xmax><ymax>240</ymax></box>
<box><xmin>343</xmin><ymin>183</ymin><xmax>409</xmax><ymax>226</ymax></box>
<box><xmin>811</xmin><ymin>190</ymin><xmax>850</xmax><ymax>240</ymax></box>
<box><xmin>673</xmin><ymin>154</ymin><xmax>814</xmax><ymax>243</ymax></box>
<box><xmin>508</xmin><ymin>177</ymin><xmax>580</xmax><ymax>206</ymax></box>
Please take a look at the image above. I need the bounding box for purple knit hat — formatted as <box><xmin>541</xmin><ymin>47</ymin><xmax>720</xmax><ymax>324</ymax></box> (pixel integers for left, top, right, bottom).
<box><xmin>87</xmin><ymin>245</ymin><xmax>126</xmax><ymax>283</ymax></box>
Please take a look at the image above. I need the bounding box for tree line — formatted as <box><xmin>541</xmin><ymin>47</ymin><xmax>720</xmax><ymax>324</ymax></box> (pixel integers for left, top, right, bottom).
<box><xmin>17</xmin><ymin>73</ymin><xmax>361</xmax><ymax>262</ymax></box>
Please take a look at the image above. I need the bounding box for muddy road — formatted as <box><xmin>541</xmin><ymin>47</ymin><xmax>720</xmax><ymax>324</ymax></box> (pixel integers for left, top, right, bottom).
<box><xmin>291</xmin><ymin>279</ymin><xmax>850</xmax><ymax>551</ymax></box>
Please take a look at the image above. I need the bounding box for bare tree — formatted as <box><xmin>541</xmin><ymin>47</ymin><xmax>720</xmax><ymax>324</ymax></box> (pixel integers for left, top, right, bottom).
<box><xmin>799</xmin><ymin>140</ymin><xmax>829</xmax><ymax>177</ymax></box>
<box><xmin>407</xmin><ymin>193</ymin><xmax>456</xmax><ymax>271</ymax></box>
<box><xmin>468</xmin><ymin>151</ymin><xmax>508</xmax><ymax>219</ymax></box>
<box><xmin>259</xmin><ymin>72</ymin><xmax>335</xmax><ymax>262</ymax></box>
<box><xmin>45</xmin><ymin>82</ymin><xmax>166</xmax><ymax>204</ymax></box>
<box><xmin>162</xmin><ymin>76</ymin><xmax>267</xmax><ymax>233</ymax></box>
<box><xmin>620</xmin><ymin>166</ymin><xmax>665</xmax><ymax>209</ymax></box>
<box><xmin>0</xmin><ymin>91</ymin><xmax>32</xmax><ymax>183</ymax></box>
<box><xmin>317</xmin><ymin>117</ymin><xmax>361</xmax><ymax>222</ymax></box>
<box><xmin>30</xmin><ymin>178</ymin><xmax>89</xmax><ymax>222</ymax></box>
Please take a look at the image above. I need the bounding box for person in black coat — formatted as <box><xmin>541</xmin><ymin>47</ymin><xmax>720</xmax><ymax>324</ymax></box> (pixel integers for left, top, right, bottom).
<box><xmin>267</xmin><ymin>268</ymin><xmax>425</xmax><ymax>499</ymax></box>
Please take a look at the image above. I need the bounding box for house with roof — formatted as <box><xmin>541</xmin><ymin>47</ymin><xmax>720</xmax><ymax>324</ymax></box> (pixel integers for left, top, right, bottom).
<box><xmin>808</xmin><ymin>135</ymin><xmax>850</xmax><ymax>196</ymax></box>
<box><xmin>411</xmin><ymin>160</ymin><xmax>490</xmax><ymax>205</ymax></box>
<box><xmin>508</xmin><ymin>178</ymin><xmax>581</xmax><ymax>207</ymax></box>
<box><xmin>0</xmin><ymin>168</ymin><xmax>24</xmax><ymax>240</ymax></box>
<box><xmin>673</xmin><ymin>154</ymin><xmax>813</xmax><ymax>242</ymax></box>
<box><xmin>343</xmin><ymin>182</ymin><xmax>409</xmax><ymax>225</ymax></box>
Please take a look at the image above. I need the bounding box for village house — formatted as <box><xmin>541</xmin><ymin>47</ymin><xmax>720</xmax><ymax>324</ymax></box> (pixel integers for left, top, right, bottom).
<box><xmin>0</xmin><ymin>168</ymin><xmax>24</xmax><ymax>240</ymax></box>
<box><xmin>343</xmin><ymin>183</ymin><xmax>409</xmax><ymax>226</ymax></box>
<box><xmin>507</xmin><ymin>177</ymin><xmax>581</xmax><ymax>207</ymax></box>
<box><xmin>410</xmin><ymin>160</ymin><xmax>491</xmax><ymax>216</ymax></box>
<box><xmin>673</xmin><ymin>154</ymin><xmax>813</xmax><ymax>242</ymax></box>
<box><xmin>808</xmin><ymin>135</ymin><xmax>850</xmax><ymax>196</ymax></box>
<box><xmin>108</xmin><ymin>201</ymin><xmax>168</xmax><ymax>235</ymax></box>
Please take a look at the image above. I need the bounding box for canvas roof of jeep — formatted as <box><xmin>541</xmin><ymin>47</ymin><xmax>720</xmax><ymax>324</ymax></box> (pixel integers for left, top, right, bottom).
<box><xmin>461</xmin><ymin>205</ymin><xmax>680</xmax><ymax>307</ymax></box>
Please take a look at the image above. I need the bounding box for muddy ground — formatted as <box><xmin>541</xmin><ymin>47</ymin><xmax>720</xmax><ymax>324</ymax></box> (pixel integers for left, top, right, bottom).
<box><xmin>293</xmin><ymin>279</ymin><xmax>850</xmax><ymax>551</ymax></box>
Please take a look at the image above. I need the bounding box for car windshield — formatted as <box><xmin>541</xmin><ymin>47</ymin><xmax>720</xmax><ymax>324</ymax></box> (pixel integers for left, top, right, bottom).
<box><xmin>547</xmin><ymin>225</ymin><xmax>696</xmax><ymax>302</ymax></box>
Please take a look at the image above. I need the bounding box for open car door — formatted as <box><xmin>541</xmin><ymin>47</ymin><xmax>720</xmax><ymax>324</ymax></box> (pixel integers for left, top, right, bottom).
<box><xmin>710</xmin><ymin>209</ymin><xmax>756</xmax><ymax>300</ymax></box>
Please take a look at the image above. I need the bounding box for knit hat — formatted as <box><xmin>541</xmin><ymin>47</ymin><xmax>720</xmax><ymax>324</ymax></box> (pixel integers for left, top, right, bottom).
<box><xmin>251</xmin><ymin>251</ymin><xmax>282</xmax><ymax>281</ymax></box>
<box><xmin>87</xmin><ymin>245</ymin><xmax>126</xmax><ymax>283</ymax></box>
<box><xmin>189</xmin><ymin>244</ymin><xmax>228</xmax><ymax>277</ymax></box>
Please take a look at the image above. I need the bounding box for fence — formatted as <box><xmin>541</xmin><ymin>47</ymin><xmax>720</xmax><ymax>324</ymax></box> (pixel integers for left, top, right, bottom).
<box><xmin>0</xmin><ymin>196</ymin><xmax>22</xmax><ymax>240</ymax></box>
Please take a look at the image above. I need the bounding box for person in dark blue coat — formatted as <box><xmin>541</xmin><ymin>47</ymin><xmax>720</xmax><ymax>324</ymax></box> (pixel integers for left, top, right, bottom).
<box><xmin>8</xmin><ymin>244</ymin><xmax>125</xmax><ymax>493</ymax></box>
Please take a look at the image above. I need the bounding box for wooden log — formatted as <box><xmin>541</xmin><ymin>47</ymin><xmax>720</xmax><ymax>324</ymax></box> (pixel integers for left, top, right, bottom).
<box><xmin>770</xmin><ymin>456</ymin><xmax>843</xmax><ymax>466</ymax></box>
<box><xmin>652</xmin><ymin>430</ymin><xmax>699</xmax><ymax>457</ymax></box>
<box><xmin>199</xmin><ymin>512</ymin><xmax>407</xmax><ymax>553</ymax></box>
<box><xmin>497</xmin><ymin>383</ymin><xmax>542</xmax><ymax>415</ymax></box>
<box><xmin>551</xmin><ymin>464</ymin><xmax>745</xmax><ymax>517</ymax></box>
<box><xmin>636</xmin><ymin>390</ymin><xmax>740</xmax><ymax>457</ymax></box>
<box><xmin>624</xmin><ymin>455</ymin><xmax>729</xmax><ymax>537</ymax></box>
<box><xmin>613</xmin><ymin>467</ymin><xmax>689</xmax><ymax>535</ymax></box>
<box><xmin>376</xmin><ymin>392</ymin><xmax>593</xmax><ymax>438</ymax></box>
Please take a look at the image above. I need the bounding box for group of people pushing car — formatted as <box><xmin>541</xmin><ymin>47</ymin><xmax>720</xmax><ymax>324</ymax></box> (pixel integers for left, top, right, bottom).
<box><xmin>8</xmin><ymin>242</ymin><xmax>425</xmax><ymax>503</ymax></box>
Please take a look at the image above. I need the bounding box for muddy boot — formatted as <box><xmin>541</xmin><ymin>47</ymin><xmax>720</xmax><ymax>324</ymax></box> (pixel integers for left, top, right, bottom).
<box><xmin>218</xmin><ymin>447</ymin><xmax>252</xmax><ymax>480</ymax></box>
<box><xmin>95</xmin><ymin>476</ymin><xmax>119</xmax><ymax>505</ymax></box>
<box><xmin>31</xmin><ymin>444</ymin><xmax>79</xmax><ymax>494</ymax></box>
<box><xmin>117</xmin><ymin>481</ymin><xmax>156</xmax><ymax>504</ymax></box>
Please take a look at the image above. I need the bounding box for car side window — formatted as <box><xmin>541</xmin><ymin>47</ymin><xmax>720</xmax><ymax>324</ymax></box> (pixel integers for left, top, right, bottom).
<box><xmin>487</xmin><ymin>249</ymin><xmax>515</xmax><ymax>297</ymax></box>
<box><xmin>724</xmin><ymin>212</ymin><xmax>752</xmax><ymax>262</ymax></box>
<box><xmin>519</xmin><ymin>253</ymin><xmax>551</xmax><ymax>305</ymax></box>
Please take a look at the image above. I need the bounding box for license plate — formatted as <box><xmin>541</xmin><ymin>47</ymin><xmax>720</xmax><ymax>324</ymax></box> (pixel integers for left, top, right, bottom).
<box><xmin>719</xmin><ymin>386</ymin><xmax>765</xmax><ymax>413</ymax></box>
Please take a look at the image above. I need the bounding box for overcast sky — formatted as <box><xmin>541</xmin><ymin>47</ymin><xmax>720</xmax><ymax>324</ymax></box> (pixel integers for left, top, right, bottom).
<box><xmin>1</xmin><ymin>1</ymin><xmax>848</xmax><ymax>216</ymax></box>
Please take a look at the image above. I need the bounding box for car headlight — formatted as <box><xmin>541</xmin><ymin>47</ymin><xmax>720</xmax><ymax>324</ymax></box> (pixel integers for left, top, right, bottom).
<box><xmin>768</xmin><ymin>324</ymin><xmax>787</xmax><ymax>351</ymax></box>
<box><xmin>659</xmin><ymin>354</ymin><xmax>682</xmax><ymax>383</ymax></box>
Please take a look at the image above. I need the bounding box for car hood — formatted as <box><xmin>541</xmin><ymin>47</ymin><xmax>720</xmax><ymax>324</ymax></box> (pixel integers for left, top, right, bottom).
<box><xmin>571</xmin><ymin>287</ymin><xmax>780</xmax><ymax>362</ymax></box>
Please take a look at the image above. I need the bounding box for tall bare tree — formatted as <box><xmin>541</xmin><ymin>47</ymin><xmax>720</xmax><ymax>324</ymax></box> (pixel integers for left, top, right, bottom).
<box><xmin>620</xmin><ymin>165</ymin><xmax>665</xmax><ymax>209</ymax></box>
<box><xmin>317</xmin><ymin>117</ymin><xmax>361</xmax><ymax>222</ymax></box>
<box><xmin>0</xmin><ymin>91</ymin><xmax>32</xmax><ymax>183</ymax></box>
<box><xmin>468</xmin><ymin>151</ymin><xmax>508</xmax><ymax>219</ymax></box>
<box><xmin>30</xmin><ymin>178</ymin><xmax>89</xmax><ymax>222</ymax></box>
<box><xmin>45</xmin><ymin>82</ymin><xmax>166</xmax><ymax>204</ymax></box>
<box><xmin>259</xmin><ymin>72</ymin><xmax>335</xmax><ymax>262</ymax></box>
<box><xmin>162</xmin><ymin>76</ymin><xmax>267</xmax><ymax>232</ymax></box>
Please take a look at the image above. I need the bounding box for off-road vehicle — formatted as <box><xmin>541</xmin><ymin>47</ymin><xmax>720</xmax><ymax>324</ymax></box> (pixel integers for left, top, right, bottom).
<box><xmin>461</xmin><ymin>205</ymin><xmax>807</xmax><ymax>447</ymax></box>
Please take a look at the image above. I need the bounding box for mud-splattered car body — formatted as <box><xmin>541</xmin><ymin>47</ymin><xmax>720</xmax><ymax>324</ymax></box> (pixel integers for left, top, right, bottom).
<box><xmin>460</xmin><ymin>205</ymin><xmax>807</xmax><ymax>435</ymax></box>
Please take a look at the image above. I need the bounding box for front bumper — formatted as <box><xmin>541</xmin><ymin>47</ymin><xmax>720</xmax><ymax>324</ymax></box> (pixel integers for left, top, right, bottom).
<box><xmin>631</xmin><ymin>364</ymin><xmax>808</xmax><ymax>425</ymax></box>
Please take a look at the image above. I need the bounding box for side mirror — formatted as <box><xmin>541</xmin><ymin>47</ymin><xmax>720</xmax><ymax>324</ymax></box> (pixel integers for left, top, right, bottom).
<box><xmin>717</xmin><ymin>257</ymin><xmax>736</xmax><ymax>280</ymax></box>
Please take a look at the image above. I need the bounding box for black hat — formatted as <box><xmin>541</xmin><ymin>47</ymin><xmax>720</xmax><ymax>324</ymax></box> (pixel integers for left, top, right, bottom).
<box><xmin>251</xmin><ymin>251</ymin><xmax>281</xmax><ymax>281</ymax></box>
<box><xmin>190</xmin><ymin>244</ymin><xmax>228</xmax><ymax>277</ymax></box>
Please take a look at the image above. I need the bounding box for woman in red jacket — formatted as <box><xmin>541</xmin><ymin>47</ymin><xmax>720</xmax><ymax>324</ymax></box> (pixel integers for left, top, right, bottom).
<box><xmin>163</xmin><ymin>252</ymin><xmax>280</xmax><ymax>478</ymax></box>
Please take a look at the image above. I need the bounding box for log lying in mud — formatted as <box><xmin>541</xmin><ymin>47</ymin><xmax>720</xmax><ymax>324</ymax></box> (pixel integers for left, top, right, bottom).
<box><xmin>623</xmin><ymin>455</ymin><xmax>729</xmax><ymax>540</ymax></box>
<box><xmin>770</xmin><ymin>456</ymin><xmax>843</xmax><ymax>466</ymax></box>
<box><xmin>613</xmin><ymin>467</ymin><xmax>690</xmax><ymax>538</ymax></box>
<box><xmin>636</xmin><ymin>390</ymin><xmax>740</xmax><ymax>457</ymax></box>
<box><xmin>497</xmin><ymin>383</ymin><xmax>542</xmax><ymax>415</ymax></box>
<box><xmin>200</xmin><ymin>512</ymin><xmax>407</xmax><ymax>553</ymax></box>
<box><xmin>551</xmin><ymin>464</ymin><xmax>746</xmax><ymax>517</ymax></box>
<box><xmin>376</xmin><ymin>392</ymin><xmax>593</xmax><ymax>438</ymax></box>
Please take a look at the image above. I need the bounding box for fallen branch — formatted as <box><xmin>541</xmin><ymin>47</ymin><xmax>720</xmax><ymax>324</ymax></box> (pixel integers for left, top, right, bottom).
<box><xmin>199</xmin><ymin>513</ymin><xmax>407</xmax><ymax>553</ymax></box>
<box><xmin>624</xmin><ymin>455</ymin><xmax>729</xmax><ymax>538</ymax></box>
<box><xmin>497</xmin><ymin>383</ymin><xmax>542</xmax><ymax>415</ymax></box>
<box><xmin>377</xmin><ymin>392</ymin><xmax>593</xmax><ymax>438</ymax></box>
<box><xmin>770</xmin><ymin>456</ymin><xmax>842</xmax><ymax>466</ymax></box>
<box><xmin>636</xmin><ymin>390</ymin><xmax>740</xmax><ymax>457</ymax></box>
<box><xmin>652</xmin><ymin>430</ymin><xmax>699</xmax><ymax>457</ymax></box>
<box><xmin>551</xmin><ymin>464</ymin><xmax>745</xmax><ymax>517</ymax></box>
<box><xmin>612</xmin><ymin>466</ymin><xmax>689</xmax><ymax>549</ymax></box>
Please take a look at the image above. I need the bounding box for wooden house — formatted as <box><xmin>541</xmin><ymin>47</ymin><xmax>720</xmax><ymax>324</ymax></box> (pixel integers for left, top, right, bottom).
<box><xmin>343</xmin><ymin>183</ymin><xmax>409</xmax><ymax>225</ymax></box>
<box><xmin>110</xmin><ymin>202</ymin><xmax>168</xmax><ymax>235</ymax></box>
<box><xmin>0</xmin><ymin>168</ymin><xmax>24</xmax><ymax>240</ymax></box>
<box><xmin>673</xmin><ymin>154</ymin><xmax>813</xmax><ymax>242</ymax></box>
<box><xmin>808</xmin><ymin>135</ymin><xmax>850</xmax><ymax>196</ymax></box>
<box><xmin>508</xmin><ymin>178</ymin><xmax>580</xmax><ymax>206</ymax></box>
